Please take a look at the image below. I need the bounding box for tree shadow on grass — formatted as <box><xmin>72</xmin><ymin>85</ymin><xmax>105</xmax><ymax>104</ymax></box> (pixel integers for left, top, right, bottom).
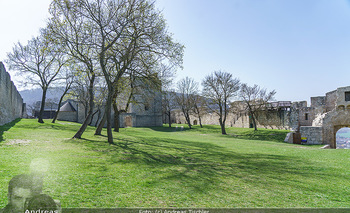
<box><xmin>148</xmin><ymin>126</ymin><xmax>289</xmax><ymax>143</ymax></box>
<box><xmin>74</xmin><ymin>133</ymin><xmax>335</xmax><ymax>197</ymax></box>
<box><xmin>50</xmin><ymin>124</ymin><xmax>83</xmax><ymax>132</ymax></box>
<box><xmin>147</xmin><ymin>126</ymin><xmax>191</xmax><ymax>133</ymax></box>
<box><xmin>5</xmin><ymin>119</ymin><xmax>81</xmax><ymax>133</ymax></box>
<box><xmin>227</xmin><ymin>130</ymin><xmax>289</xmax><ymax>143</ymax></box>
<box><xmin>0</xmin><ymin>118</ymin><xmax>21</xmax><ymax>143</ymax></box>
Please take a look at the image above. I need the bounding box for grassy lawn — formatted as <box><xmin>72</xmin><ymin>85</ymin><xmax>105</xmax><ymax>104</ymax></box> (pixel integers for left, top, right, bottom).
<box><xmin>0</xmin><ymin>119</ymin><xmax>350</xmax><ymax>208</ymax></box>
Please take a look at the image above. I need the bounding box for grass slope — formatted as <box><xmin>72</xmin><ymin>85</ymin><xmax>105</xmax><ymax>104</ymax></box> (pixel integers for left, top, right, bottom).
<box><xmin>0</xmin><ymin>119</ymin><xmax>349</xmax><ymax>208</ymax></box>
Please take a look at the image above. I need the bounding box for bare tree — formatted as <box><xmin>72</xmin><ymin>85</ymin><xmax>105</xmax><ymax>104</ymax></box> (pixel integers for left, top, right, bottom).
<box><xmin>6</xmin><ymin>30</ymin><xmax>66</xmax><ymax>123</ymax></box>
<box><xmin>103</xmin><ymin>0</ymin><xmax>182</xmax><ymax>143</ymax></box>
<box><xmin>91</xmin><ymin>79</ymin><xmax>108</xmax><ymax>127</ymax></box>
<box><xmin>66</xmin><ymin>73</ymin><xmax>94</xmax><ymax>118</ymax></box>
<box><xmin>112</xmin><ymin>75</ymin><xmax>133</xmax><ymax>132</ymax></box>
<box><xmin>191</xmin><ymin>94</ymin><xmax>206</xmax><ymax>128</ymax></box>
<box><xmin>49</xmin><ymin>0</ymin><xmax>100</xmax><ymax>139</ymax></box>
<box><xmin>202</xmin><ymin>71</ymin><xmax>240</xmax><ymax>135</ymax></box>
<box><xmin>94</xmin><ymin>72</ymin><xmax>161</xmax><ymax>135</ymax></box>
<box><xmin>52</xmin><ymin>64</ymin><xmax>77</xmax><ymax>123</ymax></box>
<box><xmin>175</xmin><ymin>77</ymin><xmax>198</xmax><ymax>129</ymax></box>
<box><xmin>45</xmin><ymin>98</ymin><xmax>59</xmax><ymax>119</ymax></box>
<box><xmin>50</xmin><ymin>0</ymin><xmax>183</xmax><ymax>144</ymax></box>
<box><xmin>162</xmin><ymin>89</ymin><xmax>177</xmax><ymax>127</ymax></box>
<box><xmin>239</xmin><ymin>84</ymin><xmax>276</xmax><ymax>131</ymax></box>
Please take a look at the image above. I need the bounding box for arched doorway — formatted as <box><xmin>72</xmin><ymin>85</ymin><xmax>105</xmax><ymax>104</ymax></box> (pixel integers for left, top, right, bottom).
<box><xmin>336</xmin><ymin>127</ymin><xmax>350</xmax><ymax>149</ymax></box>
<box><xmin>124</xmin><ymin>116</ymin><xmax>132</xmax><ymax>127</ymax></box>
<box><xmin>193</xmin><ymin>120</ymin><xmax>198</xmax><ymax>125</ymax></box>
<box><xmin>322</xmin><ymin>109</ymin><xmax>350</xmax><ymax>148</ymax></box>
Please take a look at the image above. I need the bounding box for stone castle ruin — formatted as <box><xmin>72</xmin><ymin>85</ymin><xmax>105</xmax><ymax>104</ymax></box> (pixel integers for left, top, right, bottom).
<box><xmin>0</xmin><ymin>60</ymin><xmax>162</xmax><ymax>129</ymax></box>
<box><xmin>0</xmin><ymin>62</ymin><xmax>25</xmax><ymax>125</ymax></box>
<box><xmin>285</xmin><ymin>86</ymin><xmax>350</xmax><ymax>148</ymax></box>
<box><xmin>170</xmin><ymin>86</ymin><xmax>350</xmax><ymax>148</ymax></box>
<box><xmin>305</xmin><ymin>86</ymin><xmax>350</xmax><ymax>148</ymax></box>
<box><xmin>57</xmin><ymin>90</ymin><xmax>163</xmax><ymax>128</ymax></box>
<box><xmin>1</xmin><ymin>60</ymin><xmax>349</xmax><ymax>148</ymax></box>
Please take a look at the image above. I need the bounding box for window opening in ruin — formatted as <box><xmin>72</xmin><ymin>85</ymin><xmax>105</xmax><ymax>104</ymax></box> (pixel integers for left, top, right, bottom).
<box><xmin>345</xmin><ymin>92</ymin><xmax>350</xmax><ymax>101</ymax></box>
<box><xmin>144</xmin><ymin>103</ymin><xmax>150</xmax><ymax>111</ymax></box>
<box><xmin>336</xmin><ymin>127</ymin><xmax>350</xmax><ymax>149</ymax></box>
<box><xmin>305</xmin><ymin>113</ymin><xmax>309</xmax><ymax>120</ymax></box>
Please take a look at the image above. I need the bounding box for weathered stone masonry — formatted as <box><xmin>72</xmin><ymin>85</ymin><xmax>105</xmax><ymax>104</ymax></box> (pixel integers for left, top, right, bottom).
<box><xmin>57</xmin><ymin>92</ymin><xmax>163</xmax><ymax>128</ymax></box>
<box><xmin>0</xmin><ymin>62</ymin><xmax>25</xmax><ymax>126</ymax></box>
<box><xmin>169</xmin><ymin>86</ymin><xmax>350</xmax><ymax>148</ymax></box>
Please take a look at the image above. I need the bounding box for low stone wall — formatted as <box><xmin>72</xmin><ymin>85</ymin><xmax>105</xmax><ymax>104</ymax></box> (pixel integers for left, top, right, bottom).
<box><xmin>0</xmin><ymin>62</ymin><xmax>24</xmax><ymax>126</ymax></box>
<box><xmin>171</xmin><ymin>109</ymin><xmax>291</xmax><ymax>130</ymax></box>
<box><xmin>300</xmin><ymin>126</ymin><xmax>323</xmax><ymax>145</ymax></box>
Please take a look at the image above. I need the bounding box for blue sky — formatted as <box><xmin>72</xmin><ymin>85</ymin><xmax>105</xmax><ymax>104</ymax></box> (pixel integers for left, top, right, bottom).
<box><xmin>156</xmin><ymin>0</ymin><xmax>350</xmax><ymax>102</ymax></box>
<box><xmin>1</xmin><ymin>0</ymin><xmax>350</xmax><ymax>103</ymax></box>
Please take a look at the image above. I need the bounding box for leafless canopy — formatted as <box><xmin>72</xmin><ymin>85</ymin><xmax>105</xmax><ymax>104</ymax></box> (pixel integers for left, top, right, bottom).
<box><xmin>239</xmin><ymin>83</ymin><xmax>276</xmax><ymax>130</ymax></box>
<box><xmin>49</xmin><ymin>0</ymin><xmax>184</xmax><ymax>142</ymax></box>
<box><xmin>202</xmin><ymin>70</ymin><xmax>240</xmax><ymax>134</ymax></box>
<box><xmin>6</xmin><ymin>29</ymin><xmax>66</xmax><ymax>123</ymax></box>
<box><xmin>175</xmin><ymin>77</ymin><xmax>198</xmax><ymax>129</ymax></box>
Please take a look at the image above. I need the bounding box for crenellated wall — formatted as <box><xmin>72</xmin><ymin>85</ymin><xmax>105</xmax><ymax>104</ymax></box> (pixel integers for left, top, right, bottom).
<box><xmin>0</xmin><ymin>62</ymin><xmax>24</xmax><ymax>126</ymax></box>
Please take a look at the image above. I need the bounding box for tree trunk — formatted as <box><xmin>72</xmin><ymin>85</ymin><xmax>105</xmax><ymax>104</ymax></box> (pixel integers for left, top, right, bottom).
<box><xmin>89</xmin><ymin>109</ymin><xmax>99</xmax><ymax>126</ymax></box>
<box><xmin>113</xmin><ymin>102</ymin><xmax>120</xmax><ymax>132</ymax></box>
<box><xmin>73</xmin><ymin>110</ymin><xmax>93</xmax><ymax>139</ymax></box>
<box><xmin>105</xmin><ymin>90</ymin><xmax>114</xmax><ymax>144</ymax></box>
<box><xmin>84</xmin><ymin>103</ymin><xmax>88</xmax><ymax>118</ymax></box>
<box><xmin>198</xmin><ymin>115</ymin><xmax>203</xmax><ymax>128</ymax></box>
<box><xmin>220</xmin><ymin>123</ymin><xmax>226</xmax><ymax>135</ymax></box>
<box><xmin>184</xmin><ymin>112</ymin><xmax>192</xmax><ymax>129</ymax></box>
<box><xmin>95</xmin><ymin>109</ymin><xmax>101</xmax><ymax>127</ymax></box>
<box><xmin>95</xmin><ymin>111</ymin><xmax>107</xmax><ymax>135</ymax></box>
<box><xmin>52</xmin><ymin>91</ymin><xmax>67</xmax><ymax>123</ymax></box>
<box><xmin>73</xmin><ymin>74</ymin><xmax>95</xmax><ymax>139</ymax></box>
<box><xmin>219</xmin><ymin>116</ymin><xmax>226</xmax><ymax>135</ymax></box>
<box><xmin>38</xmin><ymin>87</ymin><xmax>47</xmax><ymax>123</ymax></box>
<box><xmin>219</xmin><ymin>121</ymin><xmax>226</xmax><ymax>135</ymax></box>
<box><xmin>168</xmin><ymin>112</ymin><xmax>171</xmax><ymax>128</ymax></box>
<box><xmin>251</xmin><ymin>113</ymin><xmax>258</xmax><ymax>131</ymax></box>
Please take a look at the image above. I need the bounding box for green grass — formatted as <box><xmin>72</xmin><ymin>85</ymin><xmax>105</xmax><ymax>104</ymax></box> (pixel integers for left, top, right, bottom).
<box><xmin>1</xmin><ymin>119</ymin><xmax>350</xmax><ymax>208</ymax></box>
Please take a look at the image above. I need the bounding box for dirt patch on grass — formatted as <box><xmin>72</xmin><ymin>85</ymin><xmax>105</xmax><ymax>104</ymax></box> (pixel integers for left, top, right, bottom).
<box><xmin>5</xmin><ymin>139</ymin><xmax>31</xmax><ymax>145</ymax></box>
<box><xmin>57</xmin><ymin>122</ymin><xmax>75</xmax><ymax>125</ymax></box>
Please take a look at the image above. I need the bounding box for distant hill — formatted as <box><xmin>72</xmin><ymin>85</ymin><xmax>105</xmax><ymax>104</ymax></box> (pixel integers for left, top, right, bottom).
<box><xmin>19</xmin><ymin>87</ymin><xmax>65</xmax><ymax>106</ymax></box>
<box><xmin>337</xmin><ymin>127</ymin><xmax>350</xmax><ymax>138</ymax></box>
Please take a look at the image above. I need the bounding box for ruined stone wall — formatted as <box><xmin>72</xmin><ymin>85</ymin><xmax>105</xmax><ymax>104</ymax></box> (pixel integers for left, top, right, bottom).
<box><xmin>325</xmin><ymin>90</ymin><xmax>337</xmax><ymax>112</ymax></box>
<box><xmin>61</xmin><ymin>90</ymin><xmax>163</xmax><ymax>128</ymax></box>
<box><xmin>287</xmin><ymin>101</ymin><xmax>315</xmax><ymax>129</ymax></box>
<box><xmin>300</xmin><ymin>126</ymin><xmax>323</xmax><ymax>145</ymax></box>
<box><xmin>254</xmin><ymin>110</ymin><xmax>291</xmax><ymax>130</ymax></box>
<box><xmin>311</xmin><ymin>96</ymin><xmax>325</xmax><ymax>108</ymax></box>
<box><xmin>322</xmin><ymin>109</ymin><xmax>350</xmax><ymax>148</ymax></box>
<box><xmin>289</xmin><ymin>103</ymin><xmax>301</xmax><ymax>131</ymax></box>
<box><xmin>171</xmin><ymin>109</ymin><xmax>290</xmax><ymax>130</ymax></box>
<box><xmin>130</xmin><ymin>92</ymin><xmax>163</xmax><ymax>127</ymax></box>
<box><xmin>298</xmin><ymin>107</ymin><xmax>314</xmax><ymax>126</ymax></box>
<box><xmin>0</xmin><ymin>62</ymin><xmax>24</xmax><ymax>126</ymax></box>
<box><xmin>335</xmin><ymin>86</ymin><xmax>350</xmax><ymax>109</ymax></box>
<box><xmin>171</xmin><ymin>110</ymin><xmax>246</xmax><ymax>128</ymax></box>
<box><xmin>230</xmin><ymin>112</ymin><xmax>250</xmax><ymax>128</ymax></box>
